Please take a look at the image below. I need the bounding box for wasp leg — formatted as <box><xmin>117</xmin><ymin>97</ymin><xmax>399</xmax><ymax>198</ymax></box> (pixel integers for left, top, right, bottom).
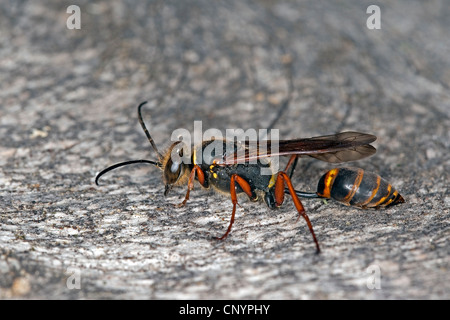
<box><xmin>216</xmin><ymin>174</ymin><xmax>256</xmax><ymax>240</ymax></box>
<box><xmin>274</xmin><ymin>171</ymin><xmax>321</xmax><ymax>253</ymax></box>
<box><xmin>284</xmin><ymin>155</ymin><xmax>298</xmax><ymax>175</ymax></box>
<box><xmin>264</xmin><ymin>190</ymin><xmax>277</xmax><ymax>209</ymax></box>
<box><xmin>176</xmin><ymin>165</ymin><xmax>206</xmax><ymax>208</ymax></box>
<box><xmin>288</xmin><ymin>156</ymin><xmax>299</xmax><ymax>179</ymax></box>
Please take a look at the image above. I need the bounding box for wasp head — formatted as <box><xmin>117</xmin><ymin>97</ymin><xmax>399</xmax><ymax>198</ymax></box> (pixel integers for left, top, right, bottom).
<box><xmin>162</xmin><ymin>141</ymin><xmax>190</xmax><ymax>196</ymax></box>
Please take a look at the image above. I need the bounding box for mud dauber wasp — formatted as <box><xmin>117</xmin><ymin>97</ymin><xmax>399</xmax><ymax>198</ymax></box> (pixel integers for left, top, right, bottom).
<box><xmin>95</xmin><ymin>101</ymin><xmax>404</xmax><ymax>253</ymax></box>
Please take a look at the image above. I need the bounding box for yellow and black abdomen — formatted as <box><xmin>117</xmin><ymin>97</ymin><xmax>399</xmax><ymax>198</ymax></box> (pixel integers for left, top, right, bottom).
<box><xmin>317</xmin><ymin>167</ymin><xmax>404</xmax><ymax>208</ymax></box>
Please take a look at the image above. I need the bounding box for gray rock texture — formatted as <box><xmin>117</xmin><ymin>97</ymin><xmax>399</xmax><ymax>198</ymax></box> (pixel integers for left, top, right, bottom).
<box><xmin>0</xmin><ymin>0</ymin><xmax>448</xmax><ymax>299</ymax></box>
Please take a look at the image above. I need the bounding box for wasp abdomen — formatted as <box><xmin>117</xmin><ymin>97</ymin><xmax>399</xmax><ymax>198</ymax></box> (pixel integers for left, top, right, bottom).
<box><xmin>317</xmin><ymin>168</ymin><xmax>404</xmax><ymax>208</ymax></box>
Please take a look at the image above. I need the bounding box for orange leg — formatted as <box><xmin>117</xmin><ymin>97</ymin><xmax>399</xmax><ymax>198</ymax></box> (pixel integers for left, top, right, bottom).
<box><xmin>216</xmin><ymin>174</ymin><xmax>255</xmax><ymax>240</ymax></box>
<box><xmin>274</xmin><ymin>171</ymin><xmax>321</xmax><ymax>253</ymax></box>
<box><xmin>284</xmin><ymin>155</ymin><xmax>298</xmax><ymax>172</ymax></box>
<box><xmin>176</xmin><ymin>165</ymin><xmax>206</xmax><ymax>207</ymax></box>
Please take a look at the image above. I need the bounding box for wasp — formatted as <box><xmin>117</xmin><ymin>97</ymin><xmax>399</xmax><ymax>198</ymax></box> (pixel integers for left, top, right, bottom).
<box><xmin>96</xmin><ymin>101</ymin><xmax>381</xmax><ymax>253</ymax></box>
<box><xmin>292</xmin><ymin>167</ymin><xmax>405</xmax><ymax>209</ymax></box>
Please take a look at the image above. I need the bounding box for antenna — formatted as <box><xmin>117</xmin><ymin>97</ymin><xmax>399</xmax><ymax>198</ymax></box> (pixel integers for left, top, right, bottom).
<box><xmin>138</xmin><ymin>101</ymin><xmax>164</xmax><ymax>162</ymax></box>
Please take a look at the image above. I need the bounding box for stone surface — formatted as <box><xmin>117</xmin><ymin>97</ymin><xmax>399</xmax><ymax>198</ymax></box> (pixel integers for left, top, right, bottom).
<box><xmin>0</xmin><ymin>0</ymin><xmax>448</xmax><ymax>299</ymax></box>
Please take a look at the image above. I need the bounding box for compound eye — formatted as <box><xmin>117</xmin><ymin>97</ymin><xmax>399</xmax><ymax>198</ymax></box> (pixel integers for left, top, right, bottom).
<box><xmin>164</xmin><ymin>158</ymin><xmax>182</xmax><ymax>185</ymax></box>
<box><xmin>170</xmin><ymin>161</ymin><xmax>181</xmax><ymax>174</ymax></box>
<box><xmin>163</xmin><ymin>143</ymin><xmax>186</xmax><ymax>186</ymax></box>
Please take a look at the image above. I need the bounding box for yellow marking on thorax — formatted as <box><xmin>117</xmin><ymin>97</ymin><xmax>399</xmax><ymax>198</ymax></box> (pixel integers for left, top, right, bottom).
<box><xmin>268</xmin><ymin>174</ymin><xmax>276</xmax><ymax>188</ymax></box>
<box><xmin>193</xmin><ymin>149</ymin><xmax>197</xmax><ymax>165</ymax></box>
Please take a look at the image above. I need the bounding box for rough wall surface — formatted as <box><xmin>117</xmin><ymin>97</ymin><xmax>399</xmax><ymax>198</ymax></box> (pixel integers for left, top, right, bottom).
<box><xmin>0</xmin><ymin>0</ymin><xmax>448</xmax><ymax>299</ymax></box>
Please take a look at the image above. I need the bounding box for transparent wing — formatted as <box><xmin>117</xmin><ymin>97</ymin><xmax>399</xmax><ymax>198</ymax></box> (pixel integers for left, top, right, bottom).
<box><xmin>220</xmin><ymin>131</ymin><xmax>376</xmax><ymax>164</ymax></box>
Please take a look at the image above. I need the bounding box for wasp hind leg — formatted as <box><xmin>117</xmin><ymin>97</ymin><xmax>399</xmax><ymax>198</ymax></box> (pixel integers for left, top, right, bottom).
<box><xmin>274</xmin><ymin>171</ymin><xmax>321</xmax><ymax>253</ymax></box>
<box><xmin>216</xmin><ymin>174</ymin><xmax>257</xmax><ymax>240</ymax></box>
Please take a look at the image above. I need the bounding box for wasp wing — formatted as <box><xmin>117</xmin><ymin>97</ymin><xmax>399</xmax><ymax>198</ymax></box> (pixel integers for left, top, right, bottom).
<box><xmin>220</xmin><ymin>131</ymin><xmax>376</xmax><ymax>164</ymax></box>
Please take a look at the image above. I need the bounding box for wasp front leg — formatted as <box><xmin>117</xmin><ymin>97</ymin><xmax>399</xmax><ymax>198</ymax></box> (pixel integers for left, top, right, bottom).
<box><xmin>176</xmin><ymin>165</ymin><xmax>207</xmax><ymax>208</ymax></box>
<box><xmin>274</xmin><ymin>171</ymin><xmax>321</xmax><ymax>253</ymax></box>
<box><xmin>216</xmin><ymin>174</ymin><xmax>257</xmax><ymax>240</ymax></box>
